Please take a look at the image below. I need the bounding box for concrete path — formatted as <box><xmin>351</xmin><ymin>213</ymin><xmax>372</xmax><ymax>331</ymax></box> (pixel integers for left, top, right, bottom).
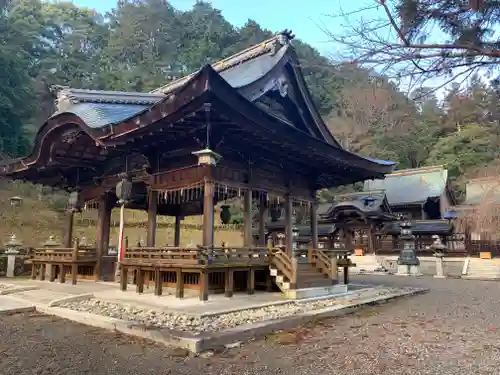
<box><xmin>0</xmin><ymin>296</ymin><xmax>35</xmax><ymax>315</ymax></box>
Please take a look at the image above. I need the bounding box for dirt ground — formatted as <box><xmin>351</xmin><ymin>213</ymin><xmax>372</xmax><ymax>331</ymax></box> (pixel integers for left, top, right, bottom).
<box><xmin>1</xmin><ymin>275</ymin><xmax>499</xmax><ymax>375</ymax></box>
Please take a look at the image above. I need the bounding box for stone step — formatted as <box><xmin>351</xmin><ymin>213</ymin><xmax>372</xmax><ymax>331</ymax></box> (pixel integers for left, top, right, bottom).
<box><xmin>297</xmin><ymin>279</ymin><xmax>332</xmax><ymax>288</ymax></box>
<box><xmin>283</xmin><ymin>284</ymin><xmax>348</xmax><ymax>300</ymax></box>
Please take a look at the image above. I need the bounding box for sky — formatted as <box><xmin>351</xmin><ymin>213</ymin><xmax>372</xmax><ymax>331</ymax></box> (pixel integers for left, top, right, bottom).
<box><xmin>72</xmin><ymin>0</ymin><xmax>382</xmax><ymax>56</ymax></box>
<box><xmin>69</xmin><ymin>0</ymin><xmax>457</xmax><ymax>96</ymax></box>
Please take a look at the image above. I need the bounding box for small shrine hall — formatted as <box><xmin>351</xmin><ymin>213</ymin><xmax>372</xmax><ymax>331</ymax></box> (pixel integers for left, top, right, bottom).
<box><xmin>0</xmin><ymin>31</ymin><xmax>394</xmax><ymax>300</ymax></box>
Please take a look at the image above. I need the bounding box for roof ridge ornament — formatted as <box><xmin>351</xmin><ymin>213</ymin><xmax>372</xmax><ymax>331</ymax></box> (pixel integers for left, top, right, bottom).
<box><xmin>52</xmin><ymin>85</ymin><xmax>73</xmax><ymax>112</ymax></box>
<box><xmin>150</xmin><ymin>32</ymin><xmax>293</xmax><ymax>95</ymax></box>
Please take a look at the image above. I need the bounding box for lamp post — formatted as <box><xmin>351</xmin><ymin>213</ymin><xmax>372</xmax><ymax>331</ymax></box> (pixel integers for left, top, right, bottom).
<box><xmin>396</xmin><ymin>220</ymin><xmax>422</xmax><ymax>276</ymax></box>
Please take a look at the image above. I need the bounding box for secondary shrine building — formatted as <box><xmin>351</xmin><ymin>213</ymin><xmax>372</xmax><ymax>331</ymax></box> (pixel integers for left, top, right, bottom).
<box><xmin>0</xmin><ymin>31</ymin><xmax>394</xmax><ymax>299</ymax></box>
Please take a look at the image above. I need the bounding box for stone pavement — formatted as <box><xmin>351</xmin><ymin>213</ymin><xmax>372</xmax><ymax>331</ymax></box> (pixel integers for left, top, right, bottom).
<box><xmin>0</xmin><ymin>295</ymin><xmax>35</xmax><ymax>315</ymax></box>
<box><xmin>1</xmin><ymin>275</ymin><xmax>498</xmax><ymax>375</ymax></box>
<box><xmin>0</xmin><ymin>278</ymin><xmax>369</xmax><ymax>316</ymax></box>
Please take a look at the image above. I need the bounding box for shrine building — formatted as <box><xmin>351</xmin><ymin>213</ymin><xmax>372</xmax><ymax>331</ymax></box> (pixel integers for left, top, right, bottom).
<box><xmin>0</xmin><ymin>31</ymin><xmax>395</xmax><ymax>300</ymax></box>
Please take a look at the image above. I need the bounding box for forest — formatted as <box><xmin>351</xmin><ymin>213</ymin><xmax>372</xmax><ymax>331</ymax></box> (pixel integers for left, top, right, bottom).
<box><xmin>1</xmin><ymin>0</ymin><xmax>500</xmax><ymax>201</ymax></box>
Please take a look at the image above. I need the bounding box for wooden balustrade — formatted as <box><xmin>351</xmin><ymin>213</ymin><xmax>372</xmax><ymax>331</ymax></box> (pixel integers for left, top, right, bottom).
<box><xmin>30</xmin><ymin>241</ymin><xmax>98</xmax><ymax>284</ymax></box>
<box><xmin>120</xmin><ymin>246</ymin><xmax>273</xmax><ymax>301</ymax></box>
<box><xmin>308</xmin><ymin>248</ymin><xmax>356</xmax><ymax>284</ymax></box>
<box><xmin>269</xmin><ymin>248</ymin><xmax>295</xmax><ymax>286</ymax></box>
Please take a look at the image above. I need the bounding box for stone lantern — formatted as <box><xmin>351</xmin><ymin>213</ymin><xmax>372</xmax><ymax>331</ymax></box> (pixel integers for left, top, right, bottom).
<box><xmin>396</xmin><ymin>220</ymin><xmax>422</xmax><ymax>276</ymax></box>
<box><xmin>9</xmin><ymin>196</ymin><xmax>22</xmax><ymax>209</ymax></box>
<box><xmin>5</xmin><ymin>234</ymin><xmax>23</xmax><ymax>278</ymax></box>
<box><xmin>5</xmin><ymin>234</ymin><xmax>22</xmax><ymax>255</ymax></box>
<box><xmin>430</xmin><ymin>235</ymin><xmax>446</xmax><ymax>278</ymax></box>
<box><xmin>43</xmin><ymin>235</ymin><xmax>61</xmax><ymax>248</ymax></box>
<box><xmin>10</xmin><ymin>196</ymin><xmax>22</xmax><ymax>216</ymax></box>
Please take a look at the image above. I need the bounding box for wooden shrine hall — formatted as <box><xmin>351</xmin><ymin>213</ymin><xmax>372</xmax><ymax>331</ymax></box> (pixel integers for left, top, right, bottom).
<box><xmin>255</xmin><ymin>190</ymin><xmax>396</xmax><ymax>255</ymax></box>
<box><xmin>0</xmin><ymin>31</ymin><xmax>395</xmax><ymax>300</ymax></box>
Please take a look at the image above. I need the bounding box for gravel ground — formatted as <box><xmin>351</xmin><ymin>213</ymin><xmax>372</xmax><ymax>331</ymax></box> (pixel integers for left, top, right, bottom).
<box><xmin>1</xmin><ymin>275</ymin><xmax>500</xmax><ymax>375</ymax></box>
<box><xmin>58</xmin><ymin>286</ymin><xmax>417</xmax><ymax>334</ymax></box>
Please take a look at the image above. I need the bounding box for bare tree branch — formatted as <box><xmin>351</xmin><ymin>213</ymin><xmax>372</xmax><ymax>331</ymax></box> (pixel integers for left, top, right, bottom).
<box><xmin>327</xmin><ymin>0</ymin><xmax>500</xmax><ymax>88</ymax></box>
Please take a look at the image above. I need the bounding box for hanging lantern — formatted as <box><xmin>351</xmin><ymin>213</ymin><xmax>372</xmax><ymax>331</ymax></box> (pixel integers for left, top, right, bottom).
<box><xmin>68</xmin><ymin>190</ymin><xmax>84</xmax><ymax>212</ymax></box>
<box><xmin>270</xmin><ymin>206</ymin><xmax>282</xmax><ymax>222</ymax></box>
<box><xmin>220</xmin><ymin>205</ymin><xmax>231</xmax><ymax>224</ymax></box>
<box><xmin>192</xmin><ymin>148</ymin><xmax>221</xmax><ymax>166</ymax></box>
<box><xmin>115</xmin><ymin>173</ymin><xmax>132</xmax><ymax>205</ymax></box>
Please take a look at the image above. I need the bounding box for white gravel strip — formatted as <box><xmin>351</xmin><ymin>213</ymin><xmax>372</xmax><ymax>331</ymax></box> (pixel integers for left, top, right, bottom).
<box><xmin>58</xmin><ymin>286</ymin><xmax>418</xmax><ymax>334</ymax></box>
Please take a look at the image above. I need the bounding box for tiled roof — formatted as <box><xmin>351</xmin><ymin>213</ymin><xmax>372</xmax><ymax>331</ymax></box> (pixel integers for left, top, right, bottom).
<box><xmin>52</xmin><ymin>33</ymin><xmax>292</xmax><ymax>129</ymax></box>
<box><xmin>52</xmin><ymin>102</ymin><xmax>152</xmax><ymax>129</ymax></box>
<box><xmin>364</xmin><ymin>166</ymin><xmax>448</xmax><ymax>205</ymax></box>
<box><xmin>151</xmin><ymin>33</ymin><xmax>290</xmax><ymax>94</ymax></box>
<box><xmin>318</xmin><ymin>190</ymin><xmax>394</xmax><ymax>222</ymax></box>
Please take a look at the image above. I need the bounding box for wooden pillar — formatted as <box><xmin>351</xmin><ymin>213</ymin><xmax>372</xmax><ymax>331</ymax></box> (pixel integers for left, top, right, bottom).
<box><xmin>31</xmin><ymin>264</ymin><xmax>36</xmax><ymax>280</ymax></box>
<box><xmin>176</xmin><ymin>269</ymin><xmax>184</xmax><ymax>298</ymax></box>
<box><xmin>58</xmin><ymin>264</ymin><xmax>66</xmax><ymax>283</ymax></box>
<box><xmin>174</xmin><ymin>215</ymin><xmax>182</xmax><ymax>247</ymax></box>
<box><xmin>71</xmin><ymin>240</ymin><xmax>78</xmax><ymax>285</ymax></box>
<box><xmin>199</xmin><ymin>270</ymin><xmax>209</xmax><ymax>301</ymax></box>
<box><xmin>40</xmin><ymin>264</ymin><xmax>46</xmax><ymax>281</ymax></box>
<box><xmin>247</xmin><ymin>269</ymin><xmax>255</xmax><ymax>295</ymax></box>
<box><xmin>136</xmin><ymin>269</ymin><xmax>144</xmax><ymax>294</ymax></box>
<box><xmin>258</xmin><ymin>201</ymin><xmax>267</xmax><ymax>247</ymax></box>
<box><xmin>147</xmin><ymin>190</ymin><xmax>158</xmax><ymax>247</ymax></box>
<box><xmin>244</xmin><ymin>189</ymin><xmax>253</xmax><ymax>247</ymax></box>
<box><xmin>65</xmin><ymin>211</ymin><xmax>74</xmax><ymax>248</ymax></box>
<box><xmin>154</xmin><ymin>269</ymin><xmax>162</xmax><ymax>296</ymax></box>
<box><xmin>120</xmin><ymin>267</ymin><xmax>128</xmax><ymax>291</ymax></box>
<box><xmin>367</xmin><ymin>223</ymin><xmax>375</xmax><ymax>254</ymax></box>
<box><xmin>310</xmin><ymin>200</ymin><xmax>318</xmax><ymax>249</ymax></box>
<box><xmin>344</xmin><ymin>229</ymin><xmax>353</xmax><ymax>250</ymax></box>
<box><xmin>203</xmin><ymin>179</ymin><xmax>215</xmax><ymax>247</ymax></box>
<box><xmin>285</xmin><ymin>194</ymin><xmax>293</xmax><ymax>257</ymax></box>
<box><xmin>225</xmin><ymin>268</ymin><xmax>234</xmax><ymax>297</ymax></box>
<box><xmin>96</xmin><ymin>194</ymin><xmax>112</xmax><ymax>281</ymax></box>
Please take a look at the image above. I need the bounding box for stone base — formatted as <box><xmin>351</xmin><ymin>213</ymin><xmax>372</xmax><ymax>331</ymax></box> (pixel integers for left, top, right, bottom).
<box><xmin>282</xmin><ymin>284</ymin><xmax>348</xmax><ymax>300</ymax></box>
<box><xmin>409</xmin><ymin>265</ymin><xmax>422</xmax><ymax>276</ymax></box>
<box><xmin>396</xmin><ymin>264</ymin><xmax>422</xmax><ymax>276</ymax></box>
<box><xmin>396</xmin><ymin>264</ymin><xmax>410</xmax><ymax>276</ymax></box>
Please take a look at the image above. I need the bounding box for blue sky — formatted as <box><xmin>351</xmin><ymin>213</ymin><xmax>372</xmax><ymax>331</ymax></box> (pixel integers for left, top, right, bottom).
<box><xmin>72</xmin><ymin>0</ymin><xmax>381</xmax><ymax>56</ymax></box>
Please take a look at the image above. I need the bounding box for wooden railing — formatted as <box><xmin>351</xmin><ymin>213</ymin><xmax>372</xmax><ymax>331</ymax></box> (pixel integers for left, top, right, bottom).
<box><xmin>122</xmin><ymin>246</ymin><xmax>271</xmax><ymax>267</ymax></box>
<box><xmin>30</xmin><ymin>242</ymin><xmax>98</xmax><ymax>284</ymax></box>
<box><xmin>269</xmin><ymin>248</ymin><xmax>296</xmax><ymax>286</ymax></box>
<box><xmin>33</xmin><ymin>247</ymin><xmax>97</xmax><ymax>262</ymax></box>
<box><xmin>308</xmin><ymin>248</ymin><xmax>355</xmax><ymax>284</ymax></box>
<box><xmin>198</xmin><ymin>246</ymin><xmax>270</xmax><ymax>266</ymax></box>
<box><xmin>123</xmin><ymin>247</ymin><xmax>200</xmax><ymax>266</ymax></box>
